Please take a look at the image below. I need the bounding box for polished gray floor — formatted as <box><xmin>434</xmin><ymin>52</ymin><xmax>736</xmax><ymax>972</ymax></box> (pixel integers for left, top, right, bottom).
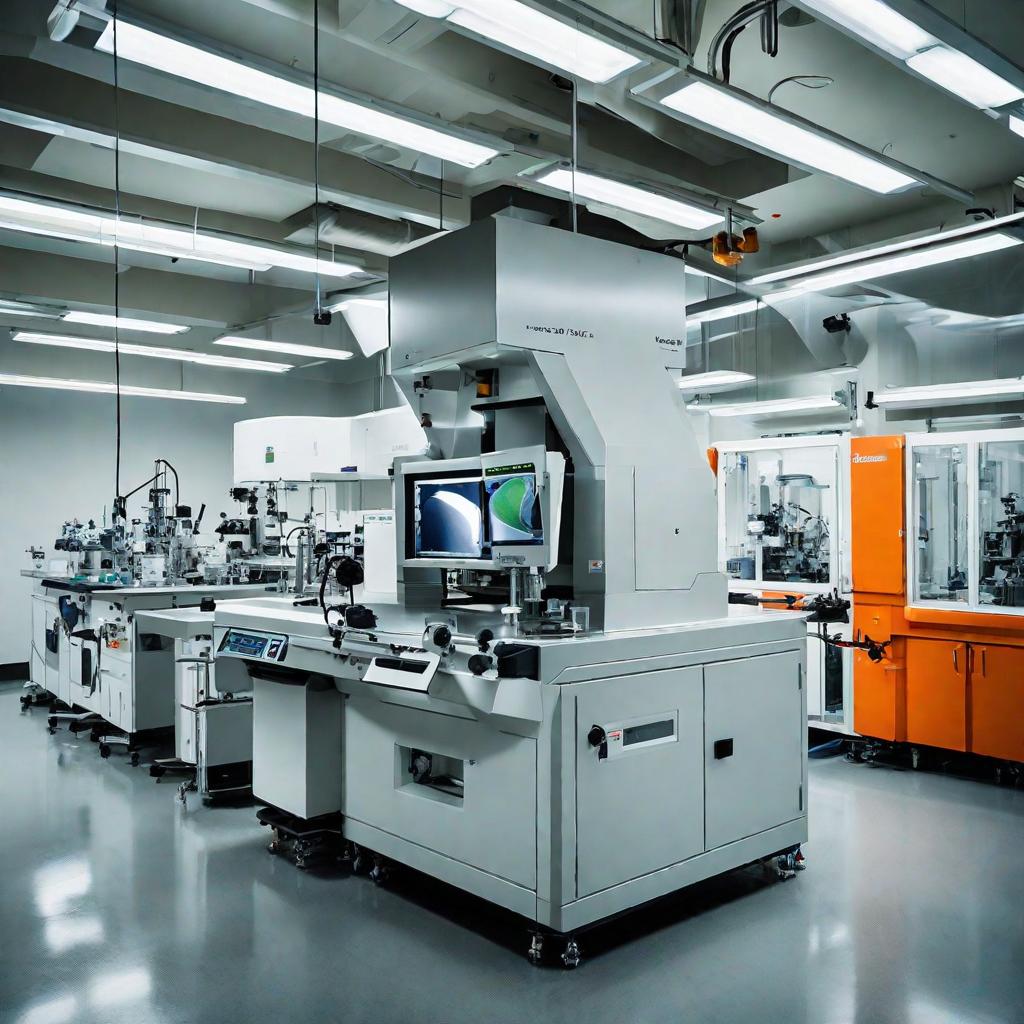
<box><xmin>1</xmin><ymin>683</ymin><xmax>1022</xmax><ymax>1024</ymax></box>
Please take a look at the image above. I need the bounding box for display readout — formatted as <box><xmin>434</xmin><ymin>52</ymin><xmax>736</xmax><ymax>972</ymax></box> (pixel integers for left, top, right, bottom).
<box><xmin>218</xmin><ymin>630</ymin><xmax>287</xmax><ymax>661</ymax></box>
<box><xmin>484</xmin><ymin>462</ymin><xmax>536</xmax><ymax>477</ymax></box>
<box><xmin>622</xmin><ymin>719</ymin><xmax>674</xmax><ymax>747</ymax></box>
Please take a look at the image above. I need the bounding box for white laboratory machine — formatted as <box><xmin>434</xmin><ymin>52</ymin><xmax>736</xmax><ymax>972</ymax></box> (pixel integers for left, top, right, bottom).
<box><xmin>212</xmin><ymin>219</ymin><xmax>808</xmax><ymax>966</ymax></box>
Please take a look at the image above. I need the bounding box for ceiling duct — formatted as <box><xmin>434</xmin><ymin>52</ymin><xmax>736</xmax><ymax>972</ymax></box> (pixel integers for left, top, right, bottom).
<box><xmin>284</xmin><ymin>204</ymin><xmax>438</xmax><ymax>257</ymax></box>
<box><xmin>658</xmin><ymin>0</ymin><xmax>706</xmax><ymax>56</ymax></box>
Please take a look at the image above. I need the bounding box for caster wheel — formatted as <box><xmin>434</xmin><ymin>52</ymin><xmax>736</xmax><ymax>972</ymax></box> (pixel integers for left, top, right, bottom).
<box><xmin>99</xmin><ymin>744</ymin><xmax>111</xmax><ymax>759</ymax></box>
<box><xmin>48</xmin><ymin>727</ymin><xmax>57</xmax><ymax>736</ymax></box>
<box><xmin>369</xmin><ymin>864</ymin><xmax>390</xmax><ymax>886</ymax></box>
<box><xmin>130</xmin><ymin>752</ymin><xmax>140</xmax><ymax>768</ymax></box>
<box><xmin>295</xmin><ymin>858</ymin><xmax>308</xmax><ymax>870</ymax></box>
<box><xmin>352</xmin><ymin>854</ymin><xmax>366</xmax><ymax>875</ymax></box>
<box><xmin>268</xmin><ymin>840</ymin><xmax>282</xmax><ymax>855</ymax></box>
<box><xmin>149</xmin><ymin>766</ymin><xmax>166</xmax><ymax>779</ymax></box>
<box><xmin>527</xmin><ymin>934</ymin><xmax>545</xmax><ymax>966</ymax></box>
<box><xmin>561</xmin><ymin>939</ymin><xmax>582</xmax><ymax>970</ymax></box>
<box><xmin>47</xmin><ymin>717</ymin><xmax>58</xmax><ymax>731</ymax></box>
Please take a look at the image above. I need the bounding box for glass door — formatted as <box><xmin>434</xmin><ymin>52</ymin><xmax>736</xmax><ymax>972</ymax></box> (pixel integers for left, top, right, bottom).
<box><xmin>910</xmin><ymin>443</ymin><xmax>969</xmax><ymax>606</ymax></box>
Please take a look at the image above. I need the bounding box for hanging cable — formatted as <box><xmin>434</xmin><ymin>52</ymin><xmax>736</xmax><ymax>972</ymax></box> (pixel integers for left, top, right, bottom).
<box><xmin>112</xmin><ymin>3</ymin><xmax>122</xmax><ymax>507</ymax></box>
<box><xmin>313</xmin><ymin>0</ymin><xmax>322</xmax><ymax>317</ymax></box>
<box><xmin>767</xmin><ymin>74</ymin><xmax>834</xmax><ymax>105</ymax></box>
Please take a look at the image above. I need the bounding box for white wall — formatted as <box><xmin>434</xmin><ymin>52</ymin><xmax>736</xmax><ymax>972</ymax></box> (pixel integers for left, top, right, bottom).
<box><xmin>0</xmin><ymin>365</ymin><xmax>379</xmax><ymax>666</ymax></box>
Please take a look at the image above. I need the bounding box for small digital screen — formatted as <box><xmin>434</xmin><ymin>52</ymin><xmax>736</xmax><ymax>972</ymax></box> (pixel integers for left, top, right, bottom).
<box><xmin>414</xmin><ymin>479</ymin><xmax>484</xmax><ymax>558</ymax></box>
<box><xmin>227</xmin><ymin>632</ymin><xmax>268</xmax><ymax>656</ymax></box>
<box><xmin>484</xmin><ymin>465</ymin><xmax>543</xmax><ymax>546</ymax></box>
<box><xmin>622</xmin><ymin>719</ymin><xmax>674</xmax><ymax>747</ymax></box>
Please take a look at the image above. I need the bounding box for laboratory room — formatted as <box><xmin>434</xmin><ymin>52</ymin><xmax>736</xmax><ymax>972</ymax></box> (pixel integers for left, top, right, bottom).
<box><xmin>2</xmin><ymin>1</ymin><xmax>1024</xmax><ymax>1022</ymax></box>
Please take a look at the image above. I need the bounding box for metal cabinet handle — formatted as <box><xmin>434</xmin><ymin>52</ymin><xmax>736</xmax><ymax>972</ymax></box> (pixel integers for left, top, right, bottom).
<box><xmin>981</xmin><ymin>648</ymin><xmax>986</xmax><ymax>676</ymax></box>
<box><xmin>953</xmin><ymin>647</ymin><xmax>958</xmax><ymax>672</ymax></box>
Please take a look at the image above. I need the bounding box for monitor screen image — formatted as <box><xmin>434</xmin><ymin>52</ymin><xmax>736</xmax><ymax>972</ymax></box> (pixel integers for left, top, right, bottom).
<box><xmin>414</xmin><ymin>479</ymin><xmax>484</xmax><ymax>558</ymax></box>
<box><xmin>485</xmin><ymin>469</ymin><xmax>544</xmax><ymax>545</ymax></box>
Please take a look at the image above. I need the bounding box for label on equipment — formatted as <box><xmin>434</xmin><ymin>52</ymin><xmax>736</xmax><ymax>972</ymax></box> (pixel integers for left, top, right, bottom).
<box><xmin>265</xmin><ymin>446</ymin><xmax>275</xmax><ymax>464</ymax></box>
<box><xmin>589</xmin><ymin>560</ymin><xmax>605</xmax><ymax>574</ymax></box>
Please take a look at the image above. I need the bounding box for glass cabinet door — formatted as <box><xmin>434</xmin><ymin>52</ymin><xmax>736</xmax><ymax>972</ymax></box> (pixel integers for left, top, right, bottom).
<box><xmin>912</xmin><ymin>444</ymin><xmax>968</xmax><ymax>604</ymax></box>
<box><xmin>720</xmin><ymin>445</ymin><xmax>836</xmax><ymax>588</ymax></box>
<box><xmin>978</xmin><ymin>441</ymin><xmax>1024</xmax><ymax>608</ymax></box>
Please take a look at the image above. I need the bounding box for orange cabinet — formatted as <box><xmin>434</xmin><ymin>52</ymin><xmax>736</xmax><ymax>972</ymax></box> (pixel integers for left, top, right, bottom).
<box><xmin>970</xmin><ymin>645</ymin><xmax>1024</xmax><ymax>762</ymax></box>
<box><xmin>905</xmin><ymin>638</ymin><xmax>968</xmax><ymax>752</ymax></box>
<box><xmin>853</xmin><ymin>646</ymin><xmax>905</xmax><ymax>742</ymax></box>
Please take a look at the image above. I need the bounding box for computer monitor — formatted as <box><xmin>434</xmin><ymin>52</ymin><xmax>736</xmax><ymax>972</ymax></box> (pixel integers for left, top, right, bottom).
<box><xmin>400</xmin><ymin>445</ymin><xmax>564</xmax><ymax>571</ymax></box>
<box><xmin>414</xmin><ymin>478</ymin><xmax>484</xmax><ymax>559</ymax></box>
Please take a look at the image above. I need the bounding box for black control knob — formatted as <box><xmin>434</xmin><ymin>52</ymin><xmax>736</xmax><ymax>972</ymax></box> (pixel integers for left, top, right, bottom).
<box><xmin>476</xmin><ymin>628</ymin><xmax>494</xmax><ymax>651</ymax></box>
<box><xmin>468</xmin><ymin>654</ymin><xmax>492</xmax><ymax>676</ymax></box>
<box><xmin>588</xmin><ymin>724</ymin><xmax>608</xmax><ymax>761</ymax></box>
<box><xmin>431</xmin><ymin>625</ymin><xmax>452</xmax><ymax>649</ymax></box>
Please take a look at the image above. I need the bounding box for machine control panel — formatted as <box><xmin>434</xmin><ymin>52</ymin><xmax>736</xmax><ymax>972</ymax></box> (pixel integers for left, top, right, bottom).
<box><xmin>217</xmin><ymin>629</ymin><xmax>289</xmax><ymax>662</ymax></box>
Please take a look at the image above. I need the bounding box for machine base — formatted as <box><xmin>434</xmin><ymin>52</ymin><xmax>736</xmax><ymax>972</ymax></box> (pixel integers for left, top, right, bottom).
<box><xmin>257</xmin><ymin>807</ymin><xmax>346</xmax><ymax>870</ymax></box>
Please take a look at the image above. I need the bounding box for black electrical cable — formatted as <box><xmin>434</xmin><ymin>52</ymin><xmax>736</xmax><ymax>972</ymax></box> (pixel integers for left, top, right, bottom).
<box><xmin>112</xmin><ymin>4</ymin><xmax>122</xmax><ymax>507</ymax></box>
<box><xmin>158</xmin><ymin>458</ymin><xmax>180</xmax><ymax>509</ymax></box>
<box><xmin>313</xmin><ymin>0</ymin><xmax>322</xmax><ymax>316</ymax></box>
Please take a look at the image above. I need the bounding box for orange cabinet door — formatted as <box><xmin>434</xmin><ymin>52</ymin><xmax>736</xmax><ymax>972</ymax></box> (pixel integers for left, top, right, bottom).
<box><xmin>905</xmin><ymin>638</ymin><xmax>967</xmax><ymax>752</ymax></box>
<box><xmin>970</xmin><ymin>645</ymin><xmax>1024</xmax><ymax>763</ymax></box>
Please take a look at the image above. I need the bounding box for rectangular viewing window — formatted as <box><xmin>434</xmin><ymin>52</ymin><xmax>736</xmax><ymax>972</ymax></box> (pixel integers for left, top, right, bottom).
<box><xmin>622</xmin><ymin>718</ymin><xmax>675</xmax><ymax>747</ymax></box>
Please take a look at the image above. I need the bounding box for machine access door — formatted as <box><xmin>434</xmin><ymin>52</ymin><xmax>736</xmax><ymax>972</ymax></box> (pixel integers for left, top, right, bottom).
<box><xmin>575</xmin><ymin>666</ymin><xmax>704</xmax><ymax>899</ymax></box>
<box><xmin>704</xmin><ymin>651</ymin><xmax>804</xmax><ymax>850</ymax></box>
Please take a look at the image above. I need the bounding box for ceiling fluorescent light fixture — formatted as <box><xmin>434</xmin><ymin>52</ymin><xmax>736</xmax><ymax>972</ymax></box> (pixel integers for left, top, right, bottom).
<box><xmin>678</xmin><ymin>370</ymin><xmax>756</xmax><ymax>391</ymax></box>
<box><xmin>688</xmin><ymin>299</ymin><xmax>760</xmax><ymax>325</ymax></box>
<box><xmin>62</xmin><ymin>311</ymin><xmax>188</xmax><ymax>334</ymax></box>
<box><xmin>907</xmin><ymin>46</ymin><xmax>1024</xmax><ymax>109</ymax></box>
<box><xmin>687</xmin><ymin>395</ymin><xmax>844</xmax><ymax>417</ymax></box>
<box><xmin>394</xmin><ymin>0</ymin><xmax>643</xmax><ymax>84</ymax></box>
<box><xmin>215</xmin><ymin>337</ymin><xmax>355</xmax><ymax>361</ymax></box>
<box><xmin>765</xmin><ymin>232</ymin><xmax>1021</xmax><ymax>301</ymax></box>
<box><xmin>0</xmin><ymin>194</ymin><xmax>360</xmax><ymax>279</ymax></box>
<box><xmin>13</xmin><ymin>332</ymin><xmax>291</xmax><ymax>373</ymax></box>
<box><xmin>1011</xmin><ymin>114</ymin><xmax>1024</xmax><ymax>138</ymax></box>
<box><xmin>0</xmin><ymin>373</ymin><xmax>245</xmax><ymax>404</ymax></box>
<box><xmin>95</xmin><ymin>20</ymin><xmax>501</xmax><ymax>168</ymax></box>
<box><xmin>794</xmin><ymin>0</ymin><xmax>933</xmax><ymax>60</ymax></box>
<box><xmin>659</xmin><ymin>80</ymin><xmax>918</xmax><ymax>194</ymax></box>
<box><xmin>794</xmin><ymin>1</ymin><xmax>1024</xmax><ymax>111</ymax></box>
<box><xmin>751</xmin><ymin>215</ymin><xmax>1024</xmax><ymax>286</ymax></box>
<box><xmin>528</xmin><ymin>167</ymin><xmax>722</xmax><ymax>231</ymax></box>
<box><xmin>870</xmin><ymin>377</ymin><xmax>1024</xmax><ymax>409</ymax></box>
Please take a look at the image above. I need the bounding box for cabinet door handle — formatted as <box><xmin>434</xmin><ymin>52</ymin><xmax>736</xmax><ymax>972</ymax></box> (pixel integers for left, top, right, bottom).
<box><xmin>981</xmin><ymin>648</ymin><xmax>987</xmax><ymax>676</ymax></box>
<box><xmin>953</xmin><ymin>647</ymin><xmax>958</xmax><ymax>672</ymax></box>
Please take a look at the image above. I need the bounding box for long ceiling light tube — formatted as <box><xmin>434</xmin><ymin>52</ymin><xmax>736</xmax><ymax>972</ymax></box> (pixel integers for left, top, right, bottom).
<box><xmin>95</xmin><ymin>18</ymin><xmax>503</xmax><ymax>168</ymax></box>
<box><xmin>525</xmin><ymin>166</ymin><xmax>724</xmax><ymax>231</ymax></box>
<box><xmin>688</xmin><ymin>299</ymin><xmax>760</xmax><ymax>325</ymax></box>
<box><xmin>750</xmin><ymin>213</ymin><xmax>1024</xmax><ymax>287</ymax></box>
<box><xmin>0</xmin><ymin>193</ymin><xmax>361</xmax><ymax>279</ymax></box>
<box><xmin>215</xmin><ymin>337</ymin><xmax>354</xmax><ymax>361</ymax></box>
<box><xmin>870</xmin><ymin>378</ymin><xmax>1024</xmax><ymax>409</ymax></box>
<box><xmin>687</xmin><ymin>395</ymin><xmax>844</xmax><ymax>417</ymax></box>
<box><xmin>764</xmin><ymin>233</ymin><xmax>1021</xmax><ymax>302</ymax></box>
<box><xmin>0</xmin><ymin>373</ymin><xmax>246</xmax><ymax>404</ymax></box>
<box><xmin>12</xmin><ymin>332</ymin><xmax>291</xmax><ymax>373</ymax></box>
<box><xmin>392</xmin><ymin>0</ymin><xmax>644</xmax><ymax>84</ymax></box>
<box><xmin>792</xmin><ymin>0</ymin><xmax>1024</xmax><ymax>111</ymax></box>
<box><xmin>677</xmin><ymin>370</ymin><xmax>756</xmax><ymax>392</ymax></box>
<box><xmin>655</xmin><ymin>76</ymin><xmax>920</xmax><ymax>195</ymax></box>
<box><xmin>62</xmin><ymin>312</ymin><xmax>188</xmax><ymax>334</ymax></box>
